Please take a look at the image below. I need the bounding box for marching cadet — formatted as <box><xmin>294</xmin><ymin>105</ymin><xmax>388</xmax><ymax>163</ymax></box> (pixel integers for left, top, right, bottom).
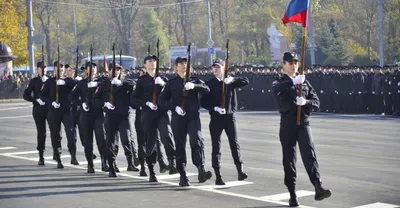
<box><xmin>130</xmin><ymin>55</ymin><xmax>177</xmax><ymax>183</ymax></box>
<box><xmin>200</xmin><ymin>59</ymin><xmax>248</xmax><ymax>185</ymax></box>
<box><xmin>40</xmin><ymin>61</ymin><xmax>78</xmax><ymax>168</ymax></box>
<box><xmin>23</xmin><ymin>61</ymin><xmax>49</xmax><ymax>165</ymax></box>
<box><xmin>272</xmin><ymin>52</ymin><xmax>331</xmax><ymax>207</ymax></box>
<box><xmin>158</xmin><ymin>57</ymin><xmax>212</xmax><ymax>187</ymax></box>
<box><xmin>96</xmin><ymin>63</ymin><xmax>138</xmax><ymax>177</ymax></box>
<box><xmin>69</xmin><ymin>62</ymin><xmax>109</xmax><ymax>173</ymax></box>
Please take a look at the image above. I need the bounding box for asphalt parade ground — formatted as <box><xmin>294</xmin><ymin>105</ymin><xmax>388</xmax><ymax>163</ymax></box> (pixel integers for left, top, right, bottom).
<box><xmin>0</xmin><ymin>102</ymin><xmax>399</xmax><ymax>208</ymax></box>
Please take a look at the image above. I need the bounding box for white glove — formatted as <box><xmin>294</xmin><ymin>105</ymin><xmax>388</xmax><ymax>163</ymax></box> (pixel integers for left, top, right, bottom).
<box><xmin>335</xmin><ymin>91</ymin><xmax>338</xmax><ymax>95</ymax></box>
<box><xmin>104</xmin><ymin>102</ymin><xmax>115</xmax><ymax>110</ymax></box>
<box><xmin>388</xmin><ymin>81</ymin><xmax>391</xmax><ymax>85</ymax></box>
<box><xmin>261</xmin><ymin>90</ymin><xmax>264</xmax><ymax>93</ymax></box>
<box><xmin>155</xmin><ymin>77</ymin><xmax>166</xmax><ymax>87</ymax></box>
<box><xmin>175</xmin><ymin>106</ymin><xmax>185</xmax><ymax>116</ymax></box>
<box><xmin>321</xmin><ymin>90</ymin><xmax>324</xmax><ymax>93</ymax></box>
<box><xmin>214</xmin><ymin>106</ymin><xmax>226</xmax><ymax>115</ymax></box>
<box><xmin>87</xmin><ymin>81</ymin><xmax>98</xmax><ymax>88</ymax></box>
<box><xmin>56</xmin><ymin>79</ymin><xmax>66</xmax><ymax>85</ymax></box>
<box><xmin>372</xmin><ymin>91</ymin><xmax>375</xmax><ymax>94</ymax></box>
<box><xmin>349</xmin><ymin>93</ymin><xmax>352</xmax><ymax>95</ymax></box>
<box><xmin>41</xmin><ymin>76</ymin><xmax>48</xmax><ymax>83</ymax></box>
<box><xmin>388</xmin><ymin>92</ymin><xmax>392</xmax><ymax>95</ymax></box>
<box><xmin>224</xmin><ymin>77</ymin><xmax>234</xmax><ymax>84</ymax></box>
<box><xmin>52</xmin><ymin>101</ymin><xmax>60</xmax><ymax>108</ymax></box>
<box><xmin>358</xmin><ymin>91</ymin><xmax>362</xmax><ymax>94</ymax></box>
<box><xmin>292</xmin><ymin>75</ymin><xmax>305</xmax><ymax>85</ymax></box>
<box><xmin>111</xmin><ymin>77</ymin><xmax>122</xmax><ymax>86</ymax></box>
<box><xmin>398</xmin><ymin>82</ymin><xmax>400</xmax><ymax>87</ymax></box>
<box><xmin>146</xmin><ymin>101</ymin><xmax>158</xmax><ymax>111</ymax></box>
<box><xmin>296</xmin><ymin>96</ymin><xmax>306</xmax><ymax>106</ymax></box>
<box><xmin>36</xmin><ymin>98</ymin><xmax>45</xmax><ymax>106</ymax></box>
<box><xmin>75</xmin><ymin>76</ymin><xmax>83</xmax><ymax>81</ymax></box>
<box><xmin>184</xmin><ymin>82</ymin><xmax>195</xmax><ymax>90</ymax></box>
<box><xmin>82</xmin><ymin>102</ymin><xmax>89</xmax><ymax>111</ymax></box>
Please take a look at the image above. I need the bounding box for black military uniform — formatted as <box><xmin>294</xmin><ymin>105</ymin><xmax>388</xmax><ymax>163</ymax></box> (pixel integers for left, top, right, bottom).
<box><xmin>158</xmin><ymin>57</ymin><xmax>212</xmax><ymax>187</ymax></box>
<box><xmin>69</xmin><ymin>63</ymin><xmax>108</xmax><ymax>173</ymax></box>
<box><xmin>130</xmin><ymin>56</ymin><xmax>177</xmax><ymax>182</ymax></box>
<box><xmin>40</xmin><ymin>62</ymin><xmax>77</xmax><ymax>168</ymax></box>
<box><xmin>96</xmin><ymin>63</ymin><xmax>137</xmax><ymax>177</ymax></box>
<box><xmin>200</xmin><ymin>59</ymin><xmax>248</xmax><ymax>185</ymax></box>
<box><xmin>272</xmin><ymin>52</ymin><xmax>331</xmax><ymax>207</ymax></box>
<box><xmin>23</xmin><ymin>62</ymin><xmax>48</xmax><ymax>165</ymax></box>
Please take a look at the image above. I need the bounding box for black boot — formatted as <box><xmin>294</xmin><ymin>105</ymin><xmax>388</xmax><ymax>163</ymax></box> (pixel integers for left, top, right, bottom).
<box><xmin>314</xmin><ymin>181</ymin><xmax>332</xmax><ymax>201</ymax></box>
<box><xmin>179</xmin><ymin>165</ymin><xmax>190</xmax><ymax>187</ymax></box>
<box><xmin>127</xmin><ymin>156</ymin><xmax>139</xmax><ymax>171</ymax></box>
<box><xmin>158</xmin><ymin>159</ymin><xmax>169</xmax><ymax>174</ymax></box>
<box><xmin>214</xmin><ymin>168</ymin><xmax>225</xmax><ymax>185</ymax></box>
<box><xmin>53</xmin><ymin>152</ymin><xmax>56</xmax><ymax>161</ymax></box>
<box><xmin>70</xmin><ymin>150</ymin><xmax>79</xmax><ymax>165</ymax></box>
<box><xmin>168</xmin><ymin>158</ymin><xmax>178</xmax><ymax>175</ymax></box>
<box><xmin>38</xmin><ymin>151</ymin><xmax>45</xmax><ymax>166</ymax></box>
<box><xmin>148</xmin><ymin>165</ymin><xmax>158</xmax><ymax>182</ymax></box>
<box><xmin>108</xmin><ymin>161</ymin><xmax>117</xmax><ymax>177</ymax></box>
<box><xmin>86</xmin><ymin>154</ymin><xmax>95</xmax><ymax>173</ymax></box>
<box><xmin>114</xmin><ymin>161</ymin><xmax>120</xmax><ymax>173</ymax></box>
<box><xmin>289</xmin><ymin>189</ymin><xmax>299</xmax><ymax>207</ymax></box>
<box><xmin>236</xmin><ymin>164</ymin><xmax>248</xmax><ymax>181</ymax></box>
<box><xmin>92</xmin><ymin>153</ymin><xmax>97</xmax><ymax>160</ymax></box>
<box><xmin>55</xmin><ymin>152</ymin><xmax>64</xmax><ymax>169</ymax></box>
<box><xmin>197</xmin><ymin>165</ymin><xmax>212</xmax><ymax>183</ymax></box>
<box><xmin>133</xmin><ymin>154</ymin><xmax>140</xmax><ymax>167</ymax></box>
<box><xmin>139</xmin><ymin>160</ymin><xmax>147</xmax><ymax>176</ymax></box>
<box><xmin>101</xmin><ymin>156</ymin><xmax>109</xmax><ymax>172</ymax></box>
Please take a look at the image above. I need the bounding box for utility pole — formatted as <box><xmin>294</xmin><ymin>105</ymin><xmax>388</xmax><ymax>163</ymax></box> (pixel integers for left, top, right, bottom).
<box><xmin>308</xmin><ymin>6</ymin><xmax>316</xmax><ymax>66</ymax></box>
<box><xmin>205</xmin><ymin>0</ymin><xmax>213</xmax><ymax>65</ymax></box>
<box><xmin>378</xmin><ymin>0</ymin><xmax>384</xmax><ymax>67</ymax></box>
<box><xmin>26</xmin><ymin>0</ymin><xmax>35</xmax><ymax>75</ymax></box>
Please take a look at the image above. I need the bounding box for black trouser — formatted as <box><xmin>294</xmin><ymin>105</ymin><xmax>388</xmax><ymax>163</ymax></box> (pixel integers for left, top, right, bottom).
<box><xmin>135</xmin><ymin>112</ymin><xmax>145</xmax><ymax>163</ymax></box>
<box><xmin>71</xmin><ymin>105</ymin><xmax>85</xmax><ymax>147</ymax></box>
<box><xmin>141</xmin><ymin>110</ymin><xmax>175</xmax><ymax>165</ymax></box>
<box><xmin>80</xmin><ymin>111</ymin><xmax>106</xmax><ymax>162</ymax></box>
<box><xmin>353</xmin><ymin>93</ymin><xmax>363</xmax><ymax>114</ymax></box>
<box><xmin>209</xmin><ymin>113</ymin><xmax>242</xmax><ymax>169</ymax></box>
<box><xmin>393</xmin><ymin>92</ymin><xmax>400</xmax><ymax>115</ymax></box>
<box><xmin>384</xmin><ymin>94</ymin><xmax>393</xmax><ymax>115</ymax></box>
<box><xmin>374</xmin><ymin>94</ymin><xmax>384</xmax><ymax>114</ymax></box>
<box><xmin>32</xmin><ymin>106</ymin><xmax>48</xmax><ymax>152</ymax></box>
<box><xmin>279</xmin><ymin>124</ymin><xmax>320</xmax><ymax>190</ymax></box>
<box><xmin>105</xmin><ymin>113</ymin><xmax>133</xmax><ymax>166</ymax></box>
<box><xmin>47</xmin><ymin>109</ymin><xmax>76</xmax><ymax>154</ymax></box>
<box><xmin>171</xmin><ymin>112</ymin><xmax>205</xmax><ymax>172</ymax></box>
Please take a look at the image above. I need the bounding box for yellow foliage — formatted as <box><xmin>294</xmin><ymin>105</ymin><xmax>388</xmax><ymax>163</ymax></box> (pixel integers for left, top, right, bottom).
<box><xmin>347</xmin><ymin>39</ymin><xmax>378</xmax><ymax>60</ymax></box>
<box><xmin>0</xmin><ymin>0</ymin><xmax>28</xmax><ymax>67</ymax></box>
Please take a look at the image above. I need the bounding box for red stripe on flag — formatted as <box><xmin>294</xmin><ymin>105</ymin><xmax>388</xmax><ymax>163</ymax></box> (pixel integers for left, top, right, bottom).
<box><xmin>282</xmin><ymin>9</ymin><xmax>308</xmax><ymax>27</ymax></box>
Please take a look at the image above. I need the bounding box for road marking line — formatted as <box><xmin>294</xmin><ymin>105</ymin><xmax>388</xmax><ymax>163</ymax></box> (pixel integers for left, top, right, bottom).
<box><xmin>196</xmin><ymin>181</ymin><xmax>253</xmax><ymax>189</ymax></box>
<box><xmin>260</xmin><ymin>190</ymin><xmax>315</xmax><ymax>201</ymax></box>
<box><xmin>351</xmin><ymin>202</ymin><xmax>400</xmax><ymax>208</ymax></box>
<box><xmin>0</xmin><ymin>152</ymin><xmax>315</xmax><ymax>208</ymax></box>
<box><xmin>157</xmin><ymin>172</ymin><xmax>197</xmax><ymax>180</ymax></box>
<box><xmin>78</xmin><ymin>159</ymin><xmax>102</xmax><ymax>165</ymax></box>
<box><xmin>1</xmin><ymin>150</ymin><xmax>37</xmax><ymax>155</ymax></box>
<box><xmin>0</xmin><ymin>147</ymin><xmax>17</xmax><ymax>150</ymax></box>
<box><xmin>0</xmin><ymin>107</ymin><xmax>30</xmax><ymax>111</ymax></box>
<box><xmin>0</xmin><ymin>115</ymin><xmax>32</xmax><ymax>120</ymax></box>
<box><xmin>43</xmin><ymin>155</ymin><xmax>71</xmax><ymax>160</ymax></box>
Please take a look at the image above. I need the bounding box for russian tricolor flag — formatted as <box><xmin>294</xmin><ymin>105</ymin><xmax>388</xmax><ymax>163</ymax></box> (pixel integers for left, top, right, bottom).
<box><xmin>282</xmin><ymin>0</ymin><xmax>310</xmax><ymax>28</ymax></box>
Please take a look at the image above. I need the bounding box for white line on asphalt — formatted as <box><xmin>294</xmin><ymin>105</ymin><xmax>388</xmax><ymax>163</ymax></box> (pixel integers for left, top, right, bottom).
<box><xmin>43</xmin><ymin>155</ymin><xmax>71</xmax><ymax>160</ymax></box>
<box><xmin>1</xmin><ymin>150</ymin><xmax>37</xmax><ymax>155</ymax></box>
<box><xmin>0</xmin><ymin>106</ymin><xmax>30</xmax><ymax>111</ymax></box>
<box><xmin>156</xmin><ymin>172</ymin><xmax>197</xmax><ymax>180</ymax></box>
<box><xmin>0</xmin><ymin>152</ymin><xmax>315</xmax><ymax>208</ymax></box>
<box><xmin>79</xmin><ymin>159</ymin><xmax>102</xmax><ymax>165</ymax></box>
<box><xmin>351</xmin><ymin>202</ymin><xmax>400</xmax><ymax>208</ymax></box>
<box><xmin>0</xmin><ymin>147</ymin><xmax>17</xmax><ymax>150</ymax></box>
<box><xmin>0</xmin><ymin>115</ymin><xmax>31</xmax><ymax>120</ymax></box>
<box><xmin>0</xmin><ymin>103</ymin><xmax>29</xmax><ymax>106</ymax></box>
<box><xmin>195</xmin><ymin>181</ymin><xmax>253</xmax><ymax>189</ymax></box>
<box><xmin>260</xmin><ymin>190</ymin><xmax>315</xmax><ymax>201</ymax></box>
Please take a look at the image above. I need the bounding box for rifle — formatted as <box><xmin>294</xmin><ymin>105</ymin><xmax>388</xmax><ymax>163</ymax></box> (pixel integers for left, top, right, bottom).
<box><xmin>56</xmin><ymin>44</ymin><xmax>60</xmax><ymax>103</ymax></box>
<box><xmin>109</xmin><ymin>43</ymin><xmax>116</xmax><ymax>104</ymax></box>
<box><xmin>180</xmin><ymin>43</ymin><xmax>191</xmax><ymax>110</ymax></box>
<box><xmin>41</xmin><ymin>45</ymin><xmax>45</xmax><ymax>77</ymax></box>
<box><xmin>74</xmin><ymin>46</ymin><xmax>79</xmax><ymax>78</ymax></box>
<box><xmin>147</xmin><ymin>44</ymin><xmax>151</xmax><ymax>56</ymax></box>
<box><xmin>152</xmin><ymin>39</ymin><xmax>160</xmax><ymax>105</ymax></box>
<box><xmin>220</xmin><ymin>39</ymin><xmax>229</xmax><ymax>108</ymax></box>
<box><xmin>118</xmin><ymin>49</ymin><xmax>122</xmax><ymax>79</ymax></box>
<box><xmin>86</xmin><ymin>44</ymin><xmax>93</xmax><ymax>107</ymax></box>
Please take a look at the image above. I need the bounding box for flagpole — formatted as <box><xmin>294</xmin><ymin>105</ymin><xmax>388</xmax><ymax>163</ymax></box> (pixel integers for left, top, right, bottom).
<box><xmin>296</xmin><ymin>27</ymin><xmax>307</xmax><ymax>125</ymax></box>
